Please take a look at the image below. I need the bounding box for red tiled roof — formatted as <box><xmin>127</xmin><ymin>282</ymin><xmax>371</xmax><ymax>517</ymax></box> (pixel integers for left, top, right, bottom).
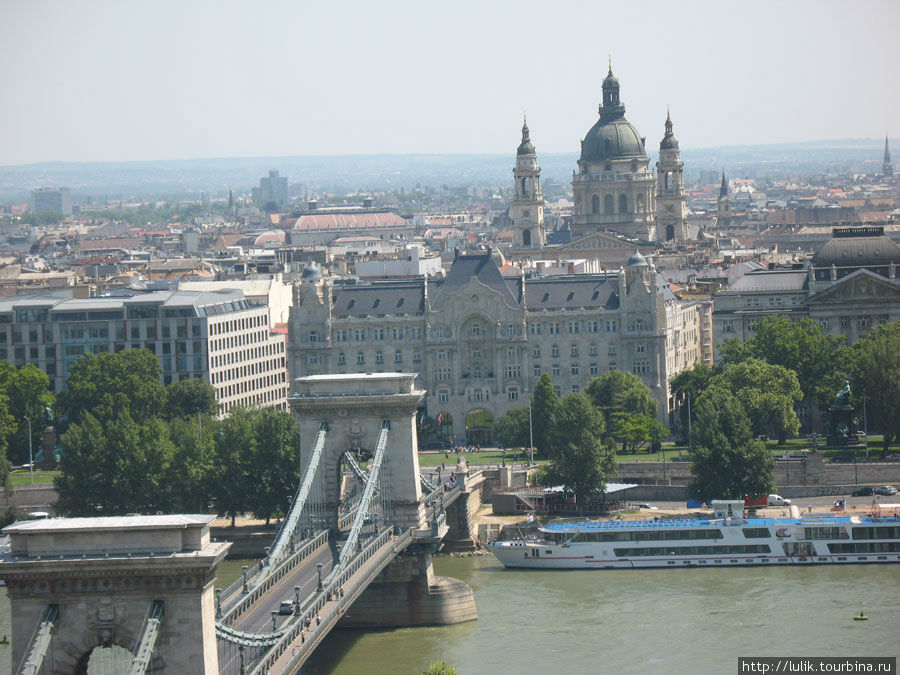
<box><xmin>292</xmin><ymin>212</ymin><xmax>407</xmax><ymax>232</ymax></box>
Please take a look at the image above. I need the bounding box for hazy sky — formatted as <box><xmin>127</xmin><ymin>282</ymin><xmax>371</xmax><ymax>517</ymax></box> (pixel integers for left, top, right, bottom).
<box><xmin>2</xmin><ymin>0</ymin><xmax>898</xmax><ymax>165</ymax></box>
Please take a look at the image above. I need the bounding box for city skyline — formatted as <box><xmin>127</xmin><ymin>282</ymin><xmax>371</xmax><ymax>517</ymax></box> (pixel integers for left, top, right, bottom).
<box><xmin>1</xmin><ymin>0</ymin><xmax>898</xmax><ymax>166</ymax></box>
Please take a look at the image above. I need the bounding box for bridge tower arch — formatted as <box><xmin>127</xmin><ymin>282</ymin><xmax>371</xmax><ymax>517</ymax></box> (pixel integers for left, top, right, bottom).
<box><xmin>0</xmin><ymin>515</ymin><xmax>229</xmax><ymax>674</ymax></box>
<box><xmin>290</xmin><ymin>373</ymin><xmax>427</xmax><ymax>532</ymax></box>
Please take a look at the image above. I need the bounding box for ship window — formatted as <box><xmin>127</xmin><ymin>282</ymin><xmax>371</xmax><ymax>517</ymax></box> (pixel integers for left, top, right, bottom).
<box><xmin>853</xmin><ymin>526</ymin><xmax>900</xmax><ymax>540</ymax></box>
<box><xmin>742</xmin><ymin>528</ymin><xmax>771</xmax><ymax>538</ymax></box>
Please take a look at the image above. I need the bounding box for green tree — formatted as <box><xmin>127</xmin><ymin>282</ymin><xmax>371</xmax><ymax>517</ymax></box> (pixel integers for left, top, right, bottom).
<box><xmin>494</xmin><ymin>406</ymin><xmax>530</xmax><ymax>449</ymax></box>
<box><xmin>167</xmin><ymin>417</ymin><xmax>217</xmax><ymax>512</ymax></box>
<box><xmin>541</xmin><ymin>393</ymin><xmax>615</xmax><ymax>511</ymax></box>
<box><xmin>669</xmin><ymin>362</ymin><xmax>717</xmax><ymax>439</ymax></box>
<box><xmin>55</xmin><ymin>411</ymin><xmax>176</xmax><ymax>516</ymax></box>
<box><xmin>688</xmin><ymin>386</ymin><xmax>775</xmax><ymax>503</ymax></box>
<box><xmin>0</xmin><ymin>363</ymin><xmax>55</xmax><ymax>465</ymax></box>
<box><xmin>247</xmin><ymin>408</ymin><xmax>302</xmax><ymax>525</ymax></box>
<box><xmin>618</xmin><ymin>413</ymin><xmax>668</xmax><ymax>454</ymax></box>
<box><xmin>585</xmin><ymin>370</ymin><xmax>659</xmax><ymax>450</ymax></box>
<box><xmin>56</xmin><ymin>349</ymin><xmax>166</xmax><ymax>425</ymax></box>
<box><xmin>530</xmin><ymin>373</ymin><xmax>558</xmax><ymax>455</ymax></box>
<box><xmin>850</xmin><ymin>321</ymin><xmax>900</xmax><ymax>456</ymax></box>
<box><xmin>165</xmin><ymin>378</ymin><xmax>218</xmax><ymax>420</ymax></box>
<box><xmin>211</xmin><ymin>408</ymin><xmax>256</xmax><ymax>527</ymax></box>
<box><xmin>721</xmin><ymin>316</ymin><xmax>848</xmax><ymax>416</ymax></box>
<box><xmin>718</xmin><ymin>358</ymin><xmax>802</xmax><ymax>444</ymax></box>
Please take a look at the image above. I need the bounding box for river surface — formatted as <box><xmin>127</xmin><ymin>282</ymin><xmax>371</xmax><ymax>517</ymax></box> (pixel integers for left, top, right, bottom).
<box><xmin>1</xmin><ymin>558</ymin><xmax>897</xmax><ymax>675</ymax></box>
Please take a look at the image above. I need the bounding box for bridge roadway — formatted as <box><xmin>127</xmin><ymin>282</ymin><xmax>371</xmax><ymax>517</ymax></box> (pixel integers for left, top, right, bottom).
<box><xmin>217</xmin><ymin>538</ymin><xmax>337</xmax><ymax>674</ymax></box>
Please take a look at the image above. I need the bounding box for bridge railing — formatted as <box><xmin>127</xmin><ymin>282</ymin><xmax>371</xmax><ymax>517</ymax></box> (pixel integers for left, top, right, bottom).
<box><xmin>250</xmin><ymin>526</ymin><xmax>414</xmax><ymax>675</ymax></box>
<box><xmin>218</xmin><ymin>529</ymin><xmax>330</xmax><ymax>626</ymax></box>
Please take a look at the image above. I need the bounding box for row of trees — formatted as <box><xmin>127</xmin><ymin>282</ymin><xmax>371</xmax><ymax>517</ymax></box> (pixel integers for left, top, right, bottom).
<box><xmin>52</xmin><ymin>350</ymin><xmax>301</xmax><ymax>525</ymax></box>
<box><xmin>495</xmin><ymin>371</ymin><xmax>667</xmax><ymax>508</ymax></box>
<box><xmin>674</xmin><ymin>316</ymin><xmax>900</xmax><ymax>454</ymax></box>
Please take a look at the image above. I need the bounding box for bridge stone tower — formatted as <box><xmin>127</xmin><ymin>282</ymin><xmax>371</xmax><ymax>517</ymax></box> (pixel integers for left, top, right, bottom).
<box><xmin>510</xmin><ymin>116</ymin><xmax>545</xmax><ymax>249</ymax></box>
<box><xmin>290</xmin><ymin>372</ymin><xmax>427</xmax><ymax>532</ymax></box>
<box><xmin>0</xmin><ymin>514</ymin><xmax>229</xmax><ymax>674</ymax></box>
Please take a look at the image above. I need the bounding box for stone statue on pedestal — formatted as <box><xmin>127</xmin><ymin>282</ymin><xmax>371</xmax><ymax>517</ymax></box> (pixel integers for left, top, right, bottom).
<box><xmin>825</xmin><ymin>380</ymin><xmax>857</xmax><ymax>447</ymax></box>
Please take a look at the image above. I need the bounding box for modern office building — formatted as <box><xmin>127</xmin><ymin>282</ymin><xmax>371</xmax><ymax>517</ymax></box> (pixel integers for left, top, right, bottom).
<box><xmin>31</xmin><ymin>187</ymin><xmax>72</xmax><ymax>216</ymax></box>
<box><xmin>252</xmin><ymin>170</ymin><xmax>289</xmax><ymax>209</ymax></box>
<box><xmin>288</xmin><ymin>251</ymin><xmax>701</xmax><ymax>435</ymax></box>
<box><xmin>0</xmin><ymin>289</ymin><xmax>287</xmax><ymax>416</ymax></box>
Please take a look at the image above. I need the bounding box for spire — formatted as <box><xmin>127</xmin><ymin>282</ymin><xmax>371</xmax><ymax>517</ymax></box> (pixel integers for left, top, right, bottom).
<box><xmin>719</xmin><ymin>171</ymin><xmax>729</xmax><ymax>198</ymax></box>
<box><xmin>885</xmin><ymin>134</ymin><xmax>892</xmax><ymax>163</ymax></box>
<box><xmin>884</xmin><ymin>134</ymin><xmax>894</xmax><ymax>177</ymax></box>
<box><xmin>516</xmin><ymin>114</ymin><xmax>535</xmax><ymax>156</ymax></box>
<box><xmin>522</xmin><ymin>113</ymin><xmax>530</xmax><ymax>143</ymax></box>
<box><xmin>601</xmin><ymin>59</ymin><xmax>623</xmax><ymax>119</ymax></box>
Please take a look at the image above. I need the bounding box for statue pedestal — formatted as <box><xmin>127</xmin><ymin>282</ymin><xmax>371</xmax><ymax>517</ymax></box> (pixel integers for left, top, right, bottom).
<box><xmin>825</xmin><ymin>405</ymin><xmax>856</xmax><ymax>447</ymax></box>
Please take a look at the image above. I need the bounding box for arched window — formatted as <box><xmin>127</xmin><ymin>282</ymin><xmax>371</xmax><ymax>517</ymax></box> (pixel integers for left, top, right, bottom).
<box><xmin>619</xmin><ymin>194</ymin><xmax>628</xmax><ymax>213</ymax></box>
<box><xmin>666</xmin><ymin>224</ymin><xmax>675</xmax><ymax>241</ymax></box>
<box><xmin>604</xmin><ymin>194</ymin><xmax>614</xmax><ymax>214</ymax></box>
<box><xmin>637</xmin><ymin>193</ymin><xmax>645</xmax><ymax>212</ymax></box>
<box><xmin>665</xmin><ymin>172</ymin><xmax>672</xmax><ymax>190</ymax></box>
<box><xmin>592</xmin><ymin>195</ymin><xmax>600</xmax><ymax>214</ymax></box>
<box><xmin>521</xmin><ymin>177</ymin><xmax>529</xmax><ymax>197</ymax></box>
<box><xmin>522</xmin><ymin>229</ymin><xmax>531</xmax><ymax>246</ymax></box>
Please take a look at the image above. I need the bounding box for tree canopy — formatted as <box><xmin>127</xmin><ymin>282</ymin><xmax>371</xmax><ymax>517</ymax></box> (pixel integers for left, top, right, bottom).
<box><xmin>529</xmin><ymin>373</ymin><xmax>558</xmax><ymax>456</ymax></box>
<box><xmin>0</xmin><ymin>362</ymin><xmax>54</xmax><ymax>466</ymax></box>
<box><xmin>688</xmin><ymin>386</ymin><xmax>774</xmax><ymax>503</ymax></box>
<box><xmin>585</xmin><ymin>370</ymin><xmax>659</xmax><ymax>451</ymax></box>
<box><xmin>165</xmin><ymin>377</ymin><xmax>218</xmax><ymax>419</ymax></box>
<box><xmin>494</xmin><ymin>406</ymin><xmax>531</xmax><ymax>449</ymax></box>
<box><xmin>539</xmin><ymin>392</ymin><xmax>615</xmax><ymax>511</ymax></box>
<box><xmin>720</xmin><ymin>316</ymin><xmax>848</xmax><ymax>414</ymax></box>
<box><xmin>669</xmin><ymin>363</ymin><xmax>717</xmax><ymax>439</ymax></box>
<box><xmin>717</xmin><ymin>358</ymin><xmax>802</xmax><ymax>444</ymax></box>
<box><xmin>850</xmin><ymin>322</ymin><xmax>900</xmax><ymax>455</ymax></box>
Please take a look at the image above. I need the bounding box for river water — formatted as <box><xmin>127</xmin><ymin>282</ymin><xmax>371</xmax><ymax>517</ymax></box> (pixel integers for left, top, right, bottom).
<box><xmin>1</xmin><ymin>558</ymin><xmax>897</xmax><ymax>674</ymax></box>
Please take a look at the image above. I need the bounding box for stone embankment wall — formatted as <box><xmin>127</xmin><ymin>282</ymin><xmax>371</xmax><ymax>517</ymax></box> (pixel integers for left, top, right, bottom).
<box><xmin>0</xmin><ymin>484</ymin><xmax>58</xmax><ymax>512</ymax></box>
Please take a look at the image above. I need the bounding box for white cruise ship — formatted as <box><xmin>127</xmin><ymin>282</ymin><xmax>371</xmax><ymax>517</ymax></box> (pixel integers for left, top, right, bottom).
<box><xmin>488</xmin><ymin>500</ymin><xmax>900</xmax><ymax>569</ymax></box>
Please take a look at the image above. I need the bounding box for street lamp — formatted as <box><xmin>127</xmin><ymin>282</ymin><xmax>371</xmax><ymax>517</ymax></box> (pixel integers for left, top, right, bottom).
<box><xmin>24</xmin><ymin>415</ymin><xmax>33</xmax><ymax>485</ymax></box>
<box><xmin>528</xmin><ymin>397</ymin><xmax>534</xmax><ymax>467</ymax></box>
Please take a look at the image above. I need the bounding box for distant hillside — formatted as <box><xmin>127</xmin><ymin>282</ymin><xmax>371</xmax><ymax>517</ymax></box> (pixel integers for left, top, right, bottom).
<box><xmin>0</xmin><ymin>138</ymin><xmax>892</xmax><ymax>204</ymax></box>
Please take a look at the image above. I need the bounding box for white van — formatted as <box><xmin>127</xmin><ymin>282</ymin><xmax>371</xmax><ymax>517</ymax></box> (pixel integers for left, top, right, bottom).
<box><xmin>767</xmin><ymin>494</ymin><xmax>791</xmax><ymax>506</ymax></box>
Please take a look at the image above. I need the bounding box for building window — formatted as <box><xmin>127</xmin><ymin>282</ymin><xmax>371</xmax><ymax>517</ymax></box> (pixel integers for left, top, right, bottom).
<box><xmin>530</xmin><ymin>323</ymin><xmax>541</xmax><ymax>335</ymax></box>
<box><xmin>590</xmin><ymin>363</ymin><xmax>599</xmax><ymax>375</ymax></box>
<box><xmin>473</xmin><ymin>389</ymin><xmax>483</xmax><ymax>402</ymax></box>
<box><xmin>335</xmin><ymin>329</ymin><xmax>347</xmax><ymax>342</ymax></box>
<box><xmin>568</xmin><ymin>321</ymin><xmax>579</xmax><ymax>334</ymax></box>
<box><xmin>392</xmin><ymin>327</ymin><xmax>403</xmax><ymax>340</ymax></box>
<box><xmin>375</xmin><ymin>351</ymin><xmax>384</xmax><ymax>364</ymax></box>
<box><xmin>413</xmin><ymin>351</ymin><xmax>422</xmax><ymax>363</ymax></box>
<box><xmin>469</xmin><ymin>323</ymin><xmax>482</xmax><ymax>337</ymax></box>
<box><xmin>571</xmin><ymin>363</ymin><xmax>579</xmax><ymax>376</ymax></box>
<box><xmin>605</xmin><ymin>320</ymin><xmax>618</xmax><ymax>333</ymax></box>
<box><xmin>608</xmin><ymin>344</ymin><xmax>616</xmax><ymax>355</ymax></box>
<box><xmin>374</xmin><ymin>328</ymin><xmax>384</xmax><ymax>341</ymax></box>
<box><xmin>505</xmin><ymin>365</ymin><xmax>521</xmax><ymax>378</ymax></box>
<box><xmin>636</xmin><ymin>344</ymin><xmax>645</xmax><ymax>353</ymax></box>
<box><xmin>438</xmin><ymin>390</ymin><xmax>449</xmax><ymax>404</ymax></box>
<box><xmin>394</xmin><ymin>350</ymin><xmax>403</xmax><ymax>363</ymax></box>
<box><xmin>722</xmin><ymin>320</ymin><xmax>734</xmax><ymax>334</ymax></box>
<box><xmin>553</xmin><ymin>385</ymin><xmax>562</xmax><ymax>397</ymax></box>
<box><xmin>337</xmin><ymin>352</ymin><xmax>346</xmax><ymax>365</ymax></box>
<box><xmin>532</xmin><ymin>347</ymin><xmax>541</xmax><ymax>359</ymax></box>
<box><xmin>436</xmin><ymin>326</ymin><xmax>447</xmax><ymax>338</ymax></box>
<box><xmin>308</xmin><ymin>331</ymin><xmax>318</xmax><ymax>344</ymax></box>
<box><xmin>552</xmin><ymin>364</ymin><xmax>560</xmax><ymax>376</ymax></box>
<box><xmin>355</xmin><ymin>329</ymin><xmax>366</xmax><ymax>342</ymax></box>
<box><xmin>588</xmin><ymin>320</ymin><xmax>599</xmax><ymax>333</ymax></box>
<box><xmin>592</xmin><ymin>194</ymin><xmax>600</xmax><ymax>214</ymax></box>
<box><xmin>436</xmin><ymin>350</ymin><xmax>447</xmax><ymax>360</ymax></box>
<box><xmin>508</xmin><ymin>388</ymin><xmax>519</xmax><ymax>401</ymax></box>
<box><xmin>549</xmin><ymin>321</ymin><xmax>560</xmax><ymax>335</ymax></box>
<box><xmin>357</xmin><ymin>352</ymin><xmax>365</xmax><ymax>365</ymax></box>
<box><xmin>551</xmin><ymin>344</ymin><xmax>560</xmax><ymax>358</ymax></box>
<box><xmin>589</xmin><ymin>344</ymin><xmax>598</xmax><ymax>356</ymax></box>
<box><xmin>533</xmin><ymin>365</ymin><xmax>542</xmax><ymax>377</ymax></box>
<box><xmin>570</xmin><ymin>345</ymin><xmax>579</xmax><ymax>358</ymax></box>
<box><xmin>410</xmin><ymin>326</ymin><xmax>422</xmax><ymax>339</ymax></box>
<box><xmin>437</xmin><ymin>368</ymin><xmax>451</xmax><ymax>381</ymax></box>
<box><xmin>609</xmin><ymin>362</ymin><xmax>617</xmax><ymax>371</ymax></box>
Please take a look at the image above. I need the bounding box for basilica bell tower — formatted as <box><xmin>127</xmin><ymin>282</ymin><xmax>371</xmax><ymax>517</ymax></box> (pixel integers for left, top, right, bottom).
<box><xmin>656</xmin><ymin>109</ymin><xmax>687</xmax><ymax>241</ymax></box>
<box><xmin>510</xmin><ymin>116</ymin><xmax>545</xmax><ymax>249</ymax></box>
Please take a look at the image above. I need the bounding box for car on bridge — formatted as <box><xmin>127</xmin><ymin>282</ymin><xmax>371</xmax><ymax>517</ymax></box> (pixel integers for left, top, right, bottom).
<box><xmin>278</xmin><ymin>600</ymin><xmax>297</xmax><ymax>615</ymax></box>
<box><xmin>875</xmin><ymin>485</ymin><xmax>898</xmax><ymax>496</ymax></box>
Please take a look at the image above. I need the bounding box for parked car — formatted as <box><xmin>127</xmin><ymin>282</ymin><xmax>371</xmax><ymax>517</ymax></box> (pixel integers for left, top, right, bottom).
<box><xmin>278</xmin><ymin>600</ymin><xmax>296</xmax><ymax>615</ymax></box>
<box><xmin>875</xmin><ymin>485</ymin><xmax>898</xmax><ymax>496</ymax></box>
<box><xmin>636</xmin><ymin>503</ymin><xmax>659</xmax><ymax>510</ymax></box>
<box><xmin>767</xmin><ymin>494</ymin><xmax>792</xmax><ymax>506</ymax></box>
<box><xmin>852</xmin><ymin>487</ymin><xmax>874</xmax><ymax>496</ymax></box>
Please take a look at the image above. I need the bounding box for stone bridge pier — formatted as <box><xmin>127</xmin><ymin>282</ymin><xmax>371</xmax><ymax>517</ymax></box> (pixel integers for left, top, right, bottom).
<box><xmin>0</xmin><ymin>514</ymin><xmax>229</xmax><ymax>674</ymax></box>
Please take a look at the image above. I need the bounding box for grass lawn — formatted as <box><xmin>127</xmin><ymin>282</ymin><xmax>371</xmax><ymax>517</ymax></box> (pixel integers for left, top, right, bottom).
<box><xmin>8</xmin><ymin>470</ymin><xmax>58</xmax><ymax>486</ymax></box>
<box><xmin>417</xmin><ymin>449</ymin><xmax>548</xmax><ymax>467</ymax></box>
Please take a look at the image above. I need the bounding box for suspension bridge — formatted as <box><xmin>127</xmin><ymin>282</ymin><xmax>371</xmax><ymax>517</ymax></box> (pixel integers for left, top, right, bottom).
<box><xmin>0</xmin><ymin>373</ymin><xmax>480</xmax><ymax>674</ymax></box>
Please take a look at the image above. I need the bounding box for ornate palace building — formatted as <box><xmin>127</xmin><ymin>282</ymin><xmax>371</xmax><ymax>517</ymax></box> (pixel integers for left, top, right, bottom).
<box><xmin>288</xmin><ymin>251</ymin><xmax>701</xmax><ymax>438</ymax></box>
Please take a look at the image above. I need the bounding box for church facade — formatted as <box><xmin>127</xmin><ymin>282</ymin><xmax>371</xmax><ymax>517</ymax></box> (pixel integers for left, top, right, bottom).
<box><xmin>513</xmin><ymin>66</ymin><xmax>688</xmax><ymax>249</ymax></box>
<box><xmin>288</xmin><ymin>251</ymin><xmax>701</xmax><ymax>439</ymax></box>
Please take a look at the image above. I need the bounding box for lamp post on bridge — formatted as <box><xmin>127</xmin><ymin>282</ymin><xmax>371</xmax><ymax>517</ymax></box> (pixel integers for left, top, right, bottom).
<box><xmin>241</xmin><ymin>565</ymin><xmax>248</xmax><ymax>594</ymax></box>
<box><xmin>316</xmin><ymin>563</ymin><xmax>323</xmax><ymax>592</ymax></box>
<box><xmin>271</xmin><ymin>611</ymin><xmax>278</xmax><ymax>631</ymax></box>
<box><xmin>294</xmin><ymin>585</ymin><xmax>301</xmax><ymax>608</ymax></box>
<box><xmin>215</xmin><ymin>588</ymin><xmax>222</xmax><ymax>618</ymax></box>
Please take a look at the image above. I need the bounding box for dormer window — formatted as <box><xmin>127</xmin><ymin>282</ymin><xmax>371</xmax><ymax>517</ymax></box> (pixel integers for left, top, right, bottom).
<box><xmin>373</xmin><ymin>298</ymin><xmax>380</xmax><ymax>308</ymax></box>
<box><xmin>347</xmin><ymin>299</ymin><xmax>355</xmax><ymax>309</ymax></box>
<box><xmin>397</xmin><ymin>297</ymin><xmax>405</xmax><ymax>308</ymax></box>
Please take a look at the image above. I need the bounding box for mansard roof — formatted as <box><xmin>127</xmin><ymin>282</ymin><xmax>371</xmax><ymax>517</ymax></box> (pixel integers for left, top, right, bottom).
<box><xmin>429</xmin><ymin>252</ymin><xmax>521</xmax><ymax>310</ymax></box>
<box><xmin>332</xmin><ymin>282</ymin><xmax>425</xmax><ymax>317</ymax></box>
<box><xmin>525</xmin><ymin>275</ymin><xmax>619</xmax><ymax>310</ymax></box>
